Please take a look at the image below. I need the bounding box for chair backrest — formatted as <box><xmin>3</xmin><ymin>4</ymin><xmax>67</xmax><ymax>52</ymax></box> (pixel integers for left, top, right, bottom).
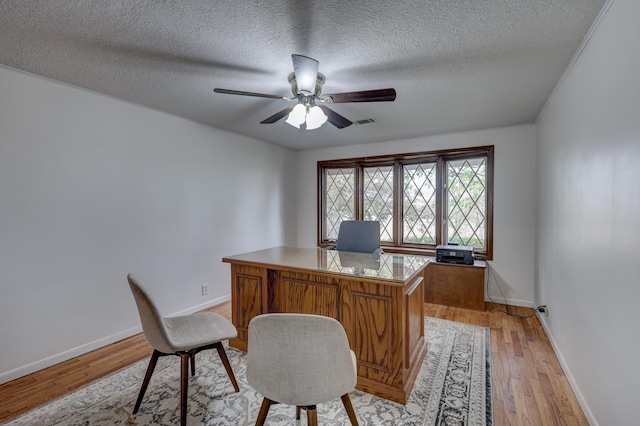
<box><xmin>246</xmin><ymin>313</ymin><xmax>357</xmax><ymax>406</ymax></box>
<box><xmin>336</xmin><ymin>220</ymin><xmax>381</xmax><ymax>254</ymax></box>
<box><xmin>127</xmin><ymin>274</ymin><xmax>173</xmax><ymax>354</ymax></box>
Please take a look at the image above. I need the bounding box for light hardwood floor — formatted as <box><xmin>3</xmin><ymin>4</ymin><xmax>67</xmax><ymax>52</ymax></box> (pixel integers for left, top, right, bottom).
<box><xmin>0</xmin><ymin>302</ymin><xmax>588</xmax><ymax>425</ymax></box>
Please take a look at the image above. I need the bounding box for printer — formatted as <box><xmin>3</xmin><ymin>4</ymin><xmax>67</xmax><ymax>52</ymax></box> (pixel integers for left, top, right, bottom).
<box><xmin>435</xmin><ymin>244</ymin><xmax>474</xmax><ymax>265</ymax></box>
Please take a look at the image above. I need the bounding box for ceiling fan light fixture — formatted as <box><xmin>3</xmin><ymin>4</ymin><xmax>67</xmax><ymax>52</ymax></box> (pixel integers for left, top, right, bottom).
<box><xmin>305</xmin><ymin>105</ymin><xmax>328</xmax><ymax>130</ymax></box>
<box><xmin>215</xmin><ymin>54</ymin><xmax>393</xmax><ymax>130</ymax></box>
<box><xmin>285</xmin><ymin>103</ymin><xmax>307</xmax><ymax>129</ymax></box>
<box><xmin>285</xmin><ymin>103</ymin><xmax>328</xmax><ymax>130</ymax></box>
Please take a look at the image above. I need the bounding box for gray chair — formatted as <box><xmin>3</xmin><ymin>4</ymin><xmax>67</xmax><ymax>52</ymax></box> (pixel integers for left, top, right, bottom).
<box><xmin>336</xmin><ymin>220</ymin><xmax>382</xmax><ymax>254</ymax></box>
<box><xmin>246</xmin><ymin>313</ymin><xmax>359</xmax><ymax>426</ymax></box>
<box><xmin>127</xmin><ymin>274</ymin><xmax>240</xmax><ymax>426</ymax></box>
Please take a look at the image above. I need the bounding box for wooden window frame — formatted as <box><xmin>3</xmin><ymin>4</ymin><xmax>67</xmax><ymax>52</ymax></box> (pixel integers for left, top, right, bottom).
<box><xmin>318</xmin><ymin>146</ymin><xmax>494</xmax><ymax>260</ymax></box>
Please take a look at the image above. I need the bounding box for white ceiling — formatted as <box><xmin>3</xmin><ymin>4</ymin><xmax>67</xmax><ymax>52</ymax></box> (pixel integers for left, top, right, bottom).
<box><xmin>0</xmin><ymin>1</ymin><xmax>606</xmax><ymax>151</ymax></box>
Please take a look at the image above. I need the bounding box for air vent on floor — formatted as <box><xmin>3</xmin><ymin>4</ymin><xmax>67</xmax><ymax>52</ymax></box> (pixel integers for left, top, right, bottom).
<box><xmin>353</xmin><ymin>118</ymin><xmax>377</xmax><ymax>125</ymax></box>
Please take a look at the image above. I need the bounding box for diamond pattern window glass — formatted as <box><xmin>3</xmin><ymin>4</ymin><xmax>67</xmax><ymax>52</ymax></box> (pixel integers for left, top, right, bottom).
<box><xmin>318</xmin><ymin>147</ymin><xmax>493</xmax><ymax>259</ymax></box>
<box><xmin>446</xmin><ymin>158</ymin><xmax>487</xmax><ymax>250</ymax></box>
<box><xmin>403</xmin><ymin>163</ymin><xmax>437</xmax><ymax>244</ymax></box>
<box><xmin>325</xmin><ymin>168</ymin><xmax>355</xmax><ymax>240</ymax></box>
<box><xmin>363</xmin><ymin>166</ymin><xmax>394</xmax><ymax>242</ymax></box>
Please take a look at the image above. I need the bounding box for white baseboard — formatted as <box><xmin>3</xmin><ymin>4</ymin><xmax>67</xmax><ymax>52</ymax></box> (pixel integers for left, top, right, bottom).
<box><xmin>0</xmin><ymin>294</ymin><xmax>231</xmax><ymax>385</ymax></box>
<box><xmin>170</xmin><ymin>294</ymin><xmax>231</xmax><ymax>317</ymax></box>
<box><xmin>0</xmin><ymin>325</ymin><xmax>142</xmax><ymax>385</ymax></box>
<box><xmin>536</xmin><ymin>313</ymin><xmax>598</xmax><ymax>426</ymax></box>
<box><xmin>485</xmin><ymin>294</ymin><xmax>533</xmax><ymax>308</ymax></box>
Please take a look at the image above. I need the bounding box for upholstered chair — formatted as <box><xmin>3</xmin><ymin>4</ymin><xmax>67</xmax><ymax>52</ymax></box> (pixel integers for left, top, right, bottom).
<box><xmin>246</xmin><ymin>313</ymin><xmax>359</xmax><ymax>426</ymax></box>
<box><xmin>336</xmin><ymin>220</ymin><xmax>383</xmax><ymax>254</ymax></box>
<box><xmin>127</xmin><ymin>274</ymin><xmax>240</xmax><ymax>426</ymax></box>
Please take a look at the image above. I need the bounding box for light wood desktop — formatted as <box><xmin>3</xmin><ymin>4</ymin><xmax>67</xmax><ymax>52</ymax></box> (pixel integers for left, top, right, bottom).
<box><xmin>222</xmin><ymin>246</ymin><xmax>429</xmax><ymax>404</ymax></box>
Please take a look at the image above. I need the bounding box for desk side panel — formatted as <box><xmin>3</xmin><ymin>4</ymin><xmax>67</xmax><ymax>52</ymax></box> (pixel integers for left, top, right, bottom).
<box><xmin>229</xmin><ymin>264</ymin><xmax>267</xmax><ymax>350</ymax></box>
<box><xmin>342</xmin><ymin>279</ymin><xmax>402</xmax><ymax>395</ymax></box>
<box><xmin>404</xmin><ymin>276</ymin><xmax>425</xmax><ymax>366</ymax></box>
<box><xmin>403</xmin><ymin>275</ymin><xmax>427</xmax><ymax>392</ymax></box>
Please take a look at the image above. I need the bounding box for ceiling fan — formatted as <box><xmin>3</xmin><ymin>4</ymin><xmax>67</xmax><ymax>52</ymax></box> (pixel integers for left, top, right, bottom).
<box><xmin>214</xmin><ymin>54</ymin><xmax>396</xmax><ymax>130</ymax></box>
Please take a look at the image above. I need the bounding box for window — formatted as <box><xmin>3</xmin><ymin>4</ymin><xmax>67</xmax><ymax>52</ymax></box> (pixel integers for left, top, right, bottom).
<box><xmin>403</xmin><ymin>161</ymin><xmax>437</xmax><ymax>244</ymax></box>
<box><xmin>363</xmin><ymin>165</ymin><xmax>394</xmax><ymax>241</ymax></box>
<box><xmin>324</xmin><ymin>168</ymin><xmax>356</xmax><ymax>240</ymax></box>
<box><xmin>318</xmin><ymin>146</ymin><xmax>493</xmax><ymax>259</ymax></box>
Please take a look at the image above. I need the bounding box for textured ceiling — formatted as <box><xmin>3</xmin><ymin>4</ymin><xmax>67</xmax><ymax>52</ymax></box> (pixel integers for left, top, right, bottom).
<box><xmin>0</xmin><ymin>0</ymin><xmax>606</xmax><ymax>150</ymax></box>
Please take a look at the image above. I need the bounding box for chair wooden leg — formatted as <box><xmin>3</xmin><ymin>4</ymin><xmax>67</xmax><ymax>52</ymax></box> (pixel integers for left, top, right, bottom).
<box><xmin>189</xmin><ymin>353</ymin><xmax>196</xmax><ymax>376</ymax></box>
<box><xmin>306</xmin><ymin>405</ymin><xmax>318</xmax><ymax>426</ymax></box>
<box><xmin>180</xmin><ymin>353</ymin><xmax>190</xmax><ymax>426</ymax></box>
<box><xmin>341</xmin><ymin>394</ymin><xmax>359</xmax><ymax>425</ymax></box>
<box><xmin>255</xmin><ymin>397</ymin><xmax>273</xmax><ymax>426</ymax></box>
<box><xmin>215</xmin><ymin>342</ymin><xmax>240</xmax><ymax>392</ymax></box>
<box><xmin>133</xmin><ymin>350</ymin><xmax>160</xmax><ymax>414</ymax></box>
<box><xmin>296</xmin><ymin>406</ymin><xmax>302</xmax><ymax>419</ymax></box>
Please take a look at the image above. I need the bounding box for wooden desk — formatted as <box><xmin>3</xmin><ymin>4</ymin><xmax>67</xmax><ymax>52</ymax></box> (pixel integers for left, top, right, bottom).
<box><xmin>222</xmin><ymin>246</ymin><xmax>429</xmax><ymax>404</ymax></box>
<box><xmin>425</xmin><ymin>260</ymin><xmax>487</xmax><ymax>311</ymax></box>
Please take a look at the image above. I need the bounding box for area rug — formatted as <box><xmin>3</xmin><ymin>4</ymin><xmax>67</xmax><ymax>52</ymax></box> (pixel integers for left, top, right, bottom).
<box><xmin>4</xmin><ymin>317</ymin><xmax>492</xmax><ymax>426</ymax></box>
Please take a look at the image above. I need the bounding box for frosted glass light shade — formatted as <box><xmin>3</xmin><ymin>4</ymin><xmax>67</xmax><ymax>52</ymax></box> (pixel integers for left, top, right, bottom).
<box><xmin>305</xmin><ymin>106</ymin><xmax>328</xmax><ymax>130</ymax></box>
<box><xmin>285</xmin><ymin>104</ymin><xmax>307</xmax><ymax>129</ymax></box>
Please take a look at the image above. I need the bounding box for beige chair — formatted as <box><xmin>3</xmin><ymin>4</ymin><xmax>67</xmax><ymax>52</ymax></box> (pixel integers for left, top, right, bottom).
<box><xmin>246</xmin><ymin>313</ymin><xmax>359</xmax><ymax>426</ymax></box>
<box><xmin>127</xmin><ymin>274</ymin><xmax>240</xmax><ymax>426</ymax></box>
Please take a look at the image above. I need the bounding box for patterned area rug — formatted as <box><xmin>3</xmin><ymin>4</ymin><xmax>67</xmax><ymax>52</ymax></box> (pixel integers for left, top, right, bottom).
<box><xmin>5</xmin><ymin>317</ymin><xmax>492</xmax><ymax>426</ymax></box>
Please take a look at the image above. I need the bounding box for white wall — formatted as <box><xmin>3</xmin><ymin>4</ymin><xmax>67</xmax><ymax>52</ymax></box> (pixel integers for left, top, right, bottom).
<box><xmin>296</xmin><ymin>124</ymin><xmax>537</xmax><ymax>307</ymax></box>
<box><xmin>0</xmin><ymin>66</ymin><xmax>297</xmax><ymax>383</ymax></box>
<box><xmin>536</xmin><ymin>0</ymin><xmax>640</xmax><ymax>424</ymax></box>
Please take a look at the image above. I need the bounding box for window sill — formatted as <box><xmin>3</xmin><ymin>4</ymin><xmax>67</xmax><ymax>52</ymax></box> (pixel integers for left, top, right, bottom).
<box><xmin>318</xmin><ymin>243</ymin><xmax>490</xmax><ymax>261</ymax></box>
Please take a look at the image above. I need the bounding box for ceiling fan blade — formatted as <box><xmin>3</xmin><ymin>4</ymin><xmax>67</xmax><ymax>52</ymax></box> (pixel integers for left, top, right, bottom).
<box><xmin>292</xmin><ymin>54</ymin><xmax>319</xmax><ymax>94</ymax></box>
<box><xmin>324</xmin><ymin>88</ymin><xmax>396</xmax><ymax>103</ymax></box>
<box><xmin>318</xmin><ymin>105</ymin><xmax>353</xmax><ymax>129</ymax></box>
<box><xmin>260</xmin><ymin>107</ymin><xmax>294</xmax><ymax>124</ymax></box>
<box><xmin>214</xmin><ymin>88</ymin><xmax>288</xmax><ymax>100</ymax></box>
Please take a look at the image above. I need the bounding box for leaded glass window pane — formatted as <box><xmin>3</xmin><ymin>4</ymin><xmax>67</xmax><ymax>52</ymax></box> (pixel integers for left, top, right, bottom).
<box><xmin>403</xmin><ymin>163</ymin><xmax>437</xmax><ymax>244</ymax></box>
<box><xmin>325</xmin><ymin>168</ymin><xmax>355</xmax><ymax>240</ymax></box>
<box><xmin>363</xmin><ymin>166</ymin><xmax>394</xmax><ymax>242</ymax></box>
<box><xmin>446</xmin><ymin>158</ymin><xmax>487</xmax><ymax>250</ymax></box>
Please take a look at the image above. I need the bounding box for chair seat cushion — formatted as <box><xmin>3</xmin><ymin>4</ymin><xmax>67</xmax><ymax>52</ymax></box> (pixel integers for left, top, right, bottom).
<box><xmin>164</xmin><ymin>312</ymin><xmax>237</xmax><ymax>352</ymax></box>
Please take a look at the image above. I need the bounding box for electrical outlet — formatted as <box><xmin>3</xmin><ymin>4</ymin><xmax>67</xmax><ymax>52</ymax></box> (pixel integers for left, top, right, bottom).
<box><xmin>201</xmin><ymin>283</ymin><xmax>209</xmax><ymax>296</ymax></box>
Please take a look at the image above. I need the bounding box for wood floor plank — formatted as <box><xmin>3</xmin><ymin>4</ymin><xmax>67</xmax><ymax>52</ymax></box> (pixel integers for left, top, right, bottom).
<box><xmin>0</xmin><ymin>301</ymin><xmax>589</xmax><ymax>425</ymax></box>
